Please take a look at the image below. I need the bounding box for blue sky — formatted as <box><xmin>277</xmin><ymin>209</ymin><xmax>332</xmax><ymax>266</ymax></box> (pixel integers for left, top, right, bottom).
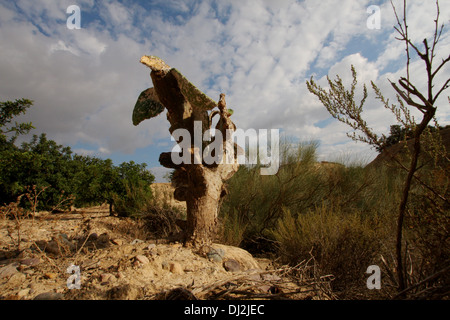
<box><xmin>0</xmin><ymin>0</ymin><xmax>449</xmax><ymax>182</ymax></box>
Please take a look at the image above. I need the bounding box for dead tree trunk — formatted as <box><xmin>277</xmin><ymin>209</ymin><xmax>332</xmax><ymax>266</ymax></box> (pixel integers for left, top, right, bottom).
<box><xmin>133</xmin><ymin>56</ymin><xmax>239</xmax><ymax>246</ymax></box>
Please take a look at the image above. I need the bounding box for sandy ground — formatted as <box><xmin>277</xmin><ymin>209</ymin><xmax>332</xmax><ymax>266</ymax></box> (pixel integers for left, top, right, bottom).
<box><xmin>0</xmin><ymin>186</ymin><xmax>331</xmax><ymax>300</ymax></box>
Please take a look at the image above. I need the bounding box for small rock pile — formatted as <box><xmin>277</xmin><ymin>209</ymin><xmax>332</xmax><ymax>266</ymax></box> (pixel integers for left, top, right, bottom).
<box><xmin>33</xmin><ymin>232</ymin><xmax>112</xmax><ymax>256</ymax></box>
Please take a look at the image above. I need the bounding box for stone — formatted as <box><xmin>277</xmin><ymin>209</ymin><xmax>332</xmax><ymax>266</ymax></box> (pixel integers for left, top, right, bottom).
<box><xmin>34</xmin><ymin>292</ymin><xmax>64</xmax><ymax>300</ymax></box>
<box><xmin>0</xmin><ymin>263</ymin><xmax>19</xmax><ymax>279</ymax></box>
<box><xmin>258</xmin><ymin>285</ymin><xmax>272</xmax><ymax>293</ymax></box>
<box><xmin>107</xmin><ymin>284</ymin><xmax>142</xmax><ymax>300</ymax></box>
<box><xmin>161</xmin><ymin>261</ymin><xmax>169</xmax><ymax>270</ymax></box>
<box><xmin>223</xmin><ymin>259</ymin><xmax>241</xmax><ymax>272</ymax></box>
<box><xmin>20</xmin><ymin>257</ymin><xmax>41</xmax><ymax>267</ymax></box>
<box><xmin>18</xmin><ymin>288</ymin><xmax>30</xmax><ymax>299</ymax></box>
<box><xmin>100</xmin><ymin>273</ymin><xmax>116</xmax><ymax>284</ymax></box>
<box><xmin>44</xmin><ymin>240</ymin><xmax>62</xmax><ymax>255</ymax></box>
<box><xmin>207</xmin><ymin>247</ymin><xmax>226</xmax><ymax>262</ymax></box>
<box><xmin>33</xmin><ymin>240</ymin><xmax>54</xmax><ymax>254</ymax></box>
<box><xmin>44</xmin><ymin>272</ymin><xmax>58</xmax><ymax>279</ymax></box>
<box><xmin>88</xmin><ymin>233</ymin><xmax>98</xmax><ymax>241</ymax></box>
<box><xmin>247</xmin><ymin>273</ymin><xmax>262</xmax><ymax>281</ymax></box>
<box><xmin>7</xmin><ymin>272</ymin><xmax>26</xmax><ymax>286</ymax></box>
<box><xmin>169</xmin><ymin>262</ymin><xmax>183</xmax><ymax>274</ymax></box>
<box><xmin>131</xmin><ymin>239</ymin><xmax>144</xmax><ymax>245</ymax></box>
<box><xmin>111</xmin><ymin>238</ymin><xmax>123</xmax><ymax>246</ymax></box>
<box><xmin>97</xmin><ymin>233</ymin><xmax>110</xmax><ymax>248</ymax></box>
<box><xmin>135</xmin><ymin>255</ymin><xmax>150</xmax><ymax>265</ymax></box>
<box><xmin>33</xmin><ymin>240</ymin><xmax>46</xmax><ymax>249</ymax></box>
<box><xmin>213</xmin><ymin>244</ymin><xmax>260</xmax><ymax>270</ymax></box>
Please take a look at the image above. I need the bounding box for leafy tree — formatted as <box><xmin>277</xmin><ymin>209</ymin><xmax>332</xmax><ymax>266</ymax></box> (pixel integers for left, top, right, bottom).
<box><xmin>113</xmin><ymin>161</ymin><xmax>155</xmax><ymax>217</ymax></box>
<box><xmin>71</xmin><ymin>157</ymin><xmax>156</xmax><ymax>216</ymax></box>
<box><xmin>0</xmin><ymin>98</ymin><xmax>36</xmax><ymax>204</ymax></box>
<box><xmin>376</xmin><ymin>125</ymin><xmax>413</xmax><ymax>152</ymax></box>
<box><xmin>0</xmin><ymin>98</ymin><xmax>155</xmax><ymax>216</ymax></box>
<box><xmin>376</xmin><ymin>124</ymin><xmax>446</xmax><ymax>153</ymax></box>
<box><xmin>72</xmin><ymin>156</ymin><xmax>116</xmax><ymax>211</ymax></box>
<box><xmin>14</xmin><ymin>133</ymin><xmax>76</xmax><ymax>210</ymax></box>
<box><xmin>0</xmin><ymin>98</ymin><xmax>34</xmax><ymax>149</ymax></box>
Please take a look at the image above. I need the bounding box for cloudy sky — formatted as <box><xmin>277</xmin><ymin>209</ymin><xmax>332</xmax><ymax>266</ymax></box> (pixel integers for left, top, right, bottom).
<box><xmin>1</xmin><ymin>0</ymin><xmax>449</xmax><ymax>182</ymax></box>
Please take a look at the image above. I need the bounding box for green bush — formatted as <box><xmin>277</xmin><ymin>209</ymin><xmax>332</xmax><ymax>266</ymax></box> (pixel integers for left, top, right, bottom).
<box><xmin>272</xmin><ymin>204</ymin><xmax>383</xmax><ymax>297</ymax></box>
<box><xmin>113</xmin><ymin>181</ymin><xmax>153</xmax><ymax>218</ymax></box>
<box><xmin>219</xmin><ymin>135</ymin><xmax>449</xmax><ymax>299</ymax></box>
<box><xmin>219</xmin><ymin>141</ymin><xmax>323</xmax><ymax>249</ymax></box>
<box><xmin>218</xmin><ymin>141</ymin><xmax>397</xmax><ymax>251</ymax></box>
<box><xmin>218</xmin><ymin>140</ymin><xmax>416</xmax><ymax>298</ymax></box>
<box><xmin>113</xmin><ymin>181</ymin><xmax>185</xmax><ymax>239</ymax></box>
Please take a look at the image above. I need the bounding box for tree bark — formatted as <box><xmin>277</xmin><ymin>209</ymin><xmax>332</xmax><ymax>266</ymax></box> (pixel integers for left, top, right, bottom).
<box><xmin>395</xmin><ymin>109</ymin><xmax>435</xmax><ymax>293</ymax></box>
<box><xmin>134</xmin><ymin>56</ymin><xmax>239</xmax><ymax>247</ymax></box>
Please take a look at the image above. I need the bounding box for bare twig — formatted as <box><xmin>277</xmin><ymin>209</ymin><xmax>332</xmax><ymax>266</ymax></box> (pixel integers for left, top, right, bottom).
<box><xmin>190</xmin><ymin>258</ymin><xmax>336</xmax><ymax>300</ymax></box>
<box><xmin>31</xmin><ymin>241</ymin><xmax>63</xmax><ymax>273</ymax></box>
<box><xmin>393</xmin><ymin>264</ymin><xmax>450</xmax><ymax>299</ymax></box>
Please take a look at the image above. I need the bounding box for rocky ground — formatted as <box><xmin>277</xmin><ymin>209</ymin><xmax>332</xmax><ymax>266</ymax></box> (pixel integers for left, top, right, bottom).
<box><xmin>0</xmin><ymin>201</ymin><xmax>332</xmax><ymax>300</ymax></box>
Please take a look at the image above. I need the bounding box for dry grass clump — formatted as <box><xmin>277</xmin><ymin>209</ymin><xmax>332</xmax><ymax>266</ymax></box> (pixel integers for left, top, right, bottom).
<box><xmin>272</xmin><ymin>204</ymin><xmax>385</xmax><ymax>299</ymax></box>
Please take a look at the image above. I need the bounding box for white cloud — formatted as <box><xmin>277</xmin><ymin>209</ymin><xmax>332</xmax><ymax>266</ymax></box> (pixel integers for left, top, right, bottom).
<box><xmin>0</xmin><ymin>0</ymin><xmax>448</xmax><ymax>171</ymax></box>
<box><xmin>0</xmin><ymin>1</ymin><xmax>167</xmax><ymax>157</ymax></box>
<box><xmin>106</xmin><ymin>2</ymin><xmax>131</xmax><ymax>26</ymax></box>
<box><xmin>150</xmin><ymin>166</ymin><xmax>172</xmax><ymax>183</ymax></box>
<box><xmin>49</xmin><ymin>40</ymin><xmax>81</xmax><ymax>56</ymax></box>
<box><xmin>72</xmin><ymin>148</ymin><xmax>95</xmax><ymax>157</ymax></box>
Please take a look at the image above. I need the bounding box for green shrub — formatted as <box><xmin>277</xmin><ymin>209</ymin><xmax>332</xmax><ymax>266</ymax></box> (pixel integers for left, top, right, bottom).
<box><xmin>218</xmin><ymin>141</ymin><xmax>396</xmax><ymax>251</ymax></box>
<box><xmin>219</xmin><ymin>141</ymin><xmax>323</xmax><ymax>249</ymax></box>
<box><xmin>272</xmin><ymin>204</ymin><xmax>383</xmax><ymax>296</ymax></box>
<box><xmin>113</xmin><ymin>181</ymin><xmax>153</xmax><ymax>218</ymax></box>
<box><xmin>113</xmin><ymin>181</ymin><xmax>186</xmax><ymax>239</ymax></box>
<box><xmin>219</xmin><ymin>136</ymin><xmax>448</xmax><ymax>298</ymax></box>
<box><xmin>141</xmin><ymin>205</ymin><xmax>185</xmax><ymax>239</ymax></box>
<box><xmin>218</xmin><ymin>208</ymin><xmax>249</xmax><ymax>247</ymax></box>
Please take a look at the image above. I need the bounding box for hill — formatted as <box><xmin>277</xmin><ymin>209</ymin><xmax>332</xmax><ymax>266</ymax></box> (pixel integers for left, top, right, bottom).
<box><xmin>366</xmin><ymin>127</ymin><xmax>450</xmax><ymax>168</ymax></box>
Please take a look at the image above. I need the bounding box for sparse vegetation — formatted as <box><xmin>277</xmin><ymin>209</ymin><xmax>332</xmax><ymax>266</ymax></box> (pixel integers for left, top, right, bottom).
<box><xmin>305</xmin><ymin>0</ymin><xmax>449</xmax><ymax>298</ymax></box>
<box><xmin>218</xmin><ymin>142</ymin><xmax>397</xmax><ymax>298</ymax></box>
<box><xmin>218</xmin><ymin>137</ymin><xmax>448</xmax><ymax>299</ymax></box>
